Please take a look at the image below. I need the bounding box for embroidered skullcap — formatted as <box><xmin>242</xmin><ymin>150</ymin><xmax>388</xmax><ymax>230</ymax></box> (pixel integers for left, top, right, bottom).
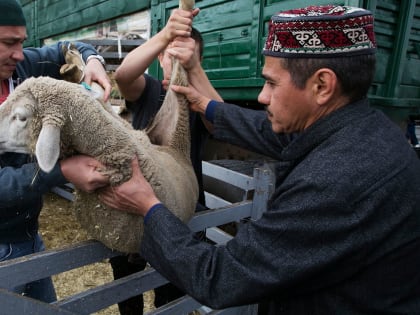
<box><xmin>263</xmin><ymin>5</ymin><xmax>376</xmax><ymax>58</ymax></box>
<box><xmin>0</xmin><ymin>0</ymin><xmax>26</xmax><ymax>26</ymax></box>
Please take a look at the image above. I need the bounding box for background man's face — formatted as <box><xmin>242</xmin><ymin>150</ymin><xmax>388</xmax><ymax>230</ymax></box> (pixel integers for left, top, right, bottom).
<box><xmin>0</xmin><ymin>26</ymin><xmax>26</xmax><ymax>80</ymax></box>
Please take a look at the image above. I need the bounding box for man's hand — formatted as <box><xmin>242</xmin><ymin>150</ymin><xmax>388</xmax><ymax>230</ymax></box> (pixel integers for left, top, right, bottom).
<box><xmin>161</xmin><ymin>8</ymin><xmax>200</xmax><ymax>43</ymax></box>
<box><xmin>99</xmin><ymin>157</ymin><xmax>161</xmax><ymax>216</ymax></box>
<box><xmin>170</xmin><ymin>83</ymin><xmax>211</xmax><ymax>115</ymax></box>
<box><xmin>60</xmin><ymin>155</ymin><xmax>109</xmax><ymax>192</ymax></box>
<box><xmin>84</xmin><ymin>58</ymin><xmax>112</xmax><ymax>101</ymax></box>
<box><xmin>166</xmin><ymin>36</ymin><xmax>200</xmax><ymax>71</ymax></box>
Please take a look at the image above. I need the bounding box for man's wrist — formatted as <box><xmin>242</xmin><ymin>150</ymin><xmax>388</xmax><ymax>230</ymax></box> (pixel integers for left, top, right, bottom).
<box><xmin>86</xmin><ymin>54</ymin><xmax>106</xmax><ymax>67</ymax></box>
<box><xmin>144</xmin><ymin>203</ymin><xmax>164</xmax><ymax>224</ymax></box>
<box><xmin>205</xmin><ymin>100</ymin><xmax>218</xmax><ymax>123</ymax></box>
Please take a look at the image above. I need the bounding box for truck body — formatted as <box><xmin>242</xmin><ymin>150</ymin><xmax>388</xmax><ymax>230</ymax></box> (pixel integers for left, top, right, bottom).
<box><xmin>21</xmin><ymin>0</ymin><xmax>420</xmax><ymax>127</ymax></box>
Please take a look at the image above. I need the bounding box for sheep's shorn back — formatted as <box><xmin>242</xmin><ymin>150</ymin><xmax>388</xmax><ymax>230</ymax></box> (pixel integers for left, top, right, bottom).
<box><xmin>0</xmin><ymin>76</ymin><xmax>198</xmax><ymax>253</ymax></box>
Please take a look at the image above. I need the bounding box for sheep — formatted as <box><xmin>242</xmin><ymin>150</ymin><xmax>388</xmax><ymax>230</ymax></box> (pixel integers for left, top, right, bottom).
<box><xmin>0</xmin><ymin>0</ymin><xmax>198</xmax><ymax>253</ymax></box>
<box><xmin>0</xmin><ymin>76</ymin><xmax>198</xmax><ymax>253</ymax></box>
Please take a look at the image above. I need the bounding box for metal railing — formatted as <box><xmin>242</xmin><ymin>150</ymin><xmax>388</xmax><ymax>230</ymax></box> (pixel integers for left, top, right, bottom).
<box><xmin>0</xmin><ymin>160</ymin><xmax>273</xmax><ymax>314</ymax></box>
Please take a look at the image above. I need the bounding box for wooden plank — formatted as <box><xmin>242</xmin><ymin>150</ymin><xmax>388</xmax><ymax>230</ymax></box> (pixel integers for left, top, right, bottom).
<box><xmin>188</xmin><ymin>202</ymin><xmax>253</xmax><ymax>232</ymax></box>
<box><xmin>0</xmin><ymin>240</ymin><xmax>119</xmax><ymax>289</ymax></box>
<box><xmin>202</xmin><ymin>161</ymin><xmax>254</xmax><ymax>190</ymax></box>
<box><xmin>0</xmin><ymin>288</ymin><xmax>78</xmax><ymax>315</ymax></box>
<box><xmin>55</xmin><ymin>268</ymin><xmax>167</xmax><ymax>314</ymax></box>
<box><xmin>147</xmin><ymin>296</ymin><xmax>202</xmax><ymax>315</ymax></box>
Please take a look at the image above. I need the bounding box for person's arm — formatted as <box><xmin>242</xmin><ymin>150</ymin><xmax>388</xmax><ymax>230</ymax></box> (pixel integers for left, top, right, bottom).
<box><xmin>0</xmin><ymin>153</ymin><xmax>108</xmax><ymax>217</ymax></box>
<box><xmin>60</xmin><ymin>155</ymin><xmax>109</xmax><ymax>192</ymax></box>
<box><xmin>170</xmin><ymin>84</ymin><xmax>290</xmax><ymax>158</ymax></box>
<box><xmin>82</xmin><ymin>55</ymin><xmax>112</xmax><ymax>101</ymax></box>
<box><xmin>211</xmin><ymin>101</ymin><xmax>290</xmax><ymax>159</ymax></box>
<box><xmin>97</xmin><ymin>153</ymin><xmax>381</xmax><ymax>310</ymax></box>
<box><xmin>114</xmin><ymin>8</ymin><xmax>199</xmax><ymax>102</ymax></box>
<box><xmin>20</xmin><ymin>41</ymin><xmax>111</xmax><ymax>100</ymax></box>
<box><xmin>165</xmin><ymin>36</ymin><xmax>222</xmax><ymax>101</ymax></box>
<box><xmin>98</xmin><ymin>158</ymin><xmax>160</xmax><ymax>216</ymax></box>
<box><xmin>0</xmin><ymin>157</ymin><xmax>66</xmax><ymax>210</ymax></box>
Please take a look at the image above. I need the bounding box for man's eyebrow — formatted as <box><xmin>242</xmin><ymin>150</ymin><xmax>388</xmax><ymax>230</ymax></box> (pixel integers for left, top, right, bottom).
<box><xmin>0</xmin><ymin>36</ymin><xmax>27</xmax><ymax>41</ymax></box>
<box><xmin>261</xmin><ymin>73</ymin><xmax>272</xmax><ymax>81</ymax></box>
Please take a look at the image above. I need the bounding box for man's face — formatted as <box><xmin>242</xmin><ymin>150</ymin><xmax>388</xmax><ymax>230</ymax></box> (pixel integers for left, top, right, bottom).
<box><xmin>258</xmin><ymin>57</ymin><xmax>317</xmax><ymax>134</ymax></box>
<box><xmin>0</xmin><ymin>26</ymin><xmax>26</xmax><ymax>80</ymax></box>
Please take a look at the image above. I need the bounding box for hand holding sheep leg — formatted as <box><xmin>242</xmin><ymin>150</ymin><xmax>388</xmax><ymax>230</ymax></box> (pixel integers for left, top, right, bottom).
<box><xmin>60</xmin><ymin>155</ymin><xmax>109</xmax><ymax>193</ymax></box>
<box><xmin>165</xmin><ymin>36</ymin><xmax>199</xmax><ymax>72</ymax></box>
<box><xmin>99</xmin><ymin>157</ymin><xmax>160</xmax><ymax>216</ymax></box>
<box><xmin>171</xmin><ymin>83</ymin><xmax>211</xmax><ymax>115</ymax></box>
<box><xmin>162</xmin><ymin>8</ymin><xmax>199</xmax><ymax>43</ymax></box>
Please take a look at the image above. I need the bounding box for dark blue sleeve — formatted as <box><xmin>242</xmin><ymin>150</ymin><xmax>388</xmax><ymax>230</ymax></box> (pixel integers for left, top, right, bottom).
<box><xmin>211</xmin><ymin>101</ymin><xmax>292</xmax><ymax>159</ymax></box>
<box><xmin>0</xmin><ymin>158</ymin><xmax>67</xmax><ymax>210</ymax></box>
<box><xmin>18</xmin><ymin>41</ymin><xmax>99</xmax><ymax>80</ymax></box>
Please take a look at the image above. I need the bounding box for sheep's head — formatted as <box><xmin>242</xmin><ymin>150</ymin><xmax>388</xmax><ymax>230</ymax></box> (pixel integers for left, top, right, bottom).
<box><xmin>0</xmin><ymin>77</ymin><xmax>64</xmax><ymax>172</ymax></box>
<box><xmin>0</xmin><ymin>89</ymin><xmax>36</xmax><ymax>154</ymax></box>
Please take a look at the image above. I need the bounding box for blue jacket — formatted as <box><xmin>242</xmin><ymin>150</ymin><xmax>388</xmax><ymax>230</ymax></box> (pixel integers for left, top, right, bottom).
<box><xmin>141</xmin><ymin>99</ymin><xmax>420</xmax><ymax>314</ymax></box>
<box><xmin>0</xmin><ymin>42</ymin><xmax>99</xmax><ymax>242</ymax></box>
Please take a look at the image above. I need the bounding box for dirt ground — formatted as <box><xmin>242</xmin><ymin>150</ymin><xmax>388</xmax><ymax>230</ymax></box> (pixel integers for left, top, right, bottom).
<box><xmin>39</xmin><ymin>192</ymin><xmax>155</xmax><ymax>315</ymax></box>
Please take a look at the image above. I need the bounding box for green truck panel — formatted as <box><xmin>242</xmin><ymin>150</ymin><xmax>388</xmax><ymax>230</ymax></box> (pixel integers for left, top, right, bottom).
<box><xmin>21</xmin><ymin>0</ymin><xmax>420</xmax><ymax>124</ymax></box>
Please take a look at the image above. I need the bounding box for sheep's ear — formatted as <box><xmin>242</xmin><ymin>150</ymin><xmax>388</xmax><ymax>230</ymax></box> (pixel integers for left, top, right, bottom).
<box><xmin>36</xmin><ymin>124</ymin><xmax>61</xmax><ymax>173</ymax></box>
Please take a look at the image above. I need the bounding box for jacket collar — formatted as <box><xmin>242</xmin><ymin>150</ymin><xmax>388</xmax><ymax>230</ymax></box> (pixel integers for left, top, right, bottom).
<box><xmin>280</xmin><ymin>98</ymin><xmax>372</xmax><ymax>161</ymax></box>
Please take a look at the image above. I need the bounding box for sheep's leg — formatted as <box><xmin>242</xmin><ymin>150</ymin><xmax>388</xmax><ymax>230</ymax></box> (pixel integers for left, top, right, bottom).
<box><xmin>179</xmin><ymin>0</ymin><xmax>195</xmax><ymax>10</ymax></box>
<box><xmin>145</xmin><ymin>0</ymin><xmax>195</xmax><ymax>155</ymax></box>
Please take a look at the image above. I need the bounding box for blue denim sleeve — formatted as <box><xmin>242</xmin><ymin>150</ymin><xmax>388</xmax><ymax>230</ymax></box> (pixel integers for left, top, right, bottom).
<box><xmin>0</xmin><ymin>160</ymin><xmax>67</xmax><ymax>210</ymax></box>
<box><xmin>20</xmin><ymin>41</ymin><xmax>98</xmax><ymax>79</ymax></box>
<box><xmin>144</xmin><ymin>203</ymin><xmax>165</xmax><ymax>225</ymax></box>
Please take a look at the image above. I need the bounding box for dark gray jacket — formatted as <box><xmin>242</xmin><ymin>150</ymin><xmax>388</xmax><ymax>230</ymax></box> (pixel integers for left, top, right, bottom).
<box><xmin>141</xmin><ymin>99</ymin><xmax>420</xmax><ymax>314</ymax></box>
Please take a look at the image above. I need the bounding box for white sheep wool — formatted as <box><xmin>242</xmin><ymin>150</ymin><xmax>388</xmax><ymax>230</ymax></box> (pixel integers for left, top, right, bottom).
<box><xmin>0</xmin><ymin>76</ymin><xmax>198</xmax><ymax>253</ymax></box>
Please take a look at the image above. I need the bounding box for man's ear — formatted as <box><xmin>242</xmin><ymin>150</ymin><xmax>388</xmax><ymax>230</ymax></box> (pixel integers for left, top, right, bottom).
<box><xmin>36</xmin><ymin>124</ymin><xmax>61</xmax><ymax>173</ymax></box>
<box><xmin>311</xmin><ymin>68</ymin><xmax>337</xmax><ymax>105</ymax></box>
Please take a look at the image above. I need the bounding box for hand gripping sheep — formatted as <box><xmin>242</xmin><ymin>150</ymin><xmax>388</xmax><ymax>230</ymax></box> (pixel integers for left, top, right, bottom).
<box><xmin>0</xmin><ymin>0</ymin><xmax>198</xmax><ymax>253</ymax></box>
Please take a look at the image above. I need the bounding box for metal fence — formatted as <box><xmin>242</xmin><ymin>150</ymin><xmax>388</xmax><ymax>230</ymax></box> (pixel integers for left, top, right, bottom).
<box><xmin>0</xmin><ymin>160</ymin><xmax>273</xmax><ymax>314</ymax></box>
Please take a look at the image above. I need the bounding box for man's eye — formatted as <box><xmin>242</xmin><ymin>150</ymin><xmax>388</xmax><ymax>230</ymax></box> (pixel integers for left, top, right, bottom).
<box><xmin>0</xmin><ymin>39</ymin><xmax>24</xmax><ymax>46</ymax></box>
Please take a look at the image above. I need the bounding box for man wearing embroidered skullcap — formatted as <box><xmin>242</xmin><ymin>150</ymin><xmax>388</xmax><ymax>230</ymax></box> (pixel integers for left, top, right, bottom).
<box><xmin>0</xmin><ymin>0</ymin><xmax>111</xmax><ymax>303</ymax></box>
<box><xmin>95</xmin><ymin>5</ymin><xmax>420</xmax><ymax>314</ymax></box>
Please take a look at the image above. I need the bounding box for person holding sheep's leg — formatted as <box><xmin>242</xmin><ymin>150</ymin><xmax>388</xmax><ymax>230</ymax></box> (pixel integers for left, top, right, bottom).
<box><xmin>0</xmin><ymin>0</ymin><xmax>111</xmax><ymax>303</ymax></box>
<box><xmin>97</xmin><ymin>5</ymin><xmax>420</xmax><ymax>314</ymax></box>
<box><xmin>109</xmin><ymin>6</ymin><xmax>222</xmax><ymax>315</ymax></box>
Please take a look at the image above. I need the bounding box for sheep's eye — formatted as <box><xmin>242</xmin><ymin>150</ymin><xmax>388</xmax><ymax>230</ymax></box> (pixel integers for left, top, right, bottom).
<box><xmin>12</xmin><ymin>115</ymin><xmax>26</xmax><ymax>122</ymax></box>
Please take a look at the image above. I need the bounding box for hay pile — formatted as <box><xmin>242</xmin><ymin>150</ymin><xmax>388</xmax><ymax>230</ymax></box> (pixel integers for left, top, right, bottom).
<box><xmin>39</xmin><ymin>192</ymin><xmax>155</xmax><ymax>315</ymax></box>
